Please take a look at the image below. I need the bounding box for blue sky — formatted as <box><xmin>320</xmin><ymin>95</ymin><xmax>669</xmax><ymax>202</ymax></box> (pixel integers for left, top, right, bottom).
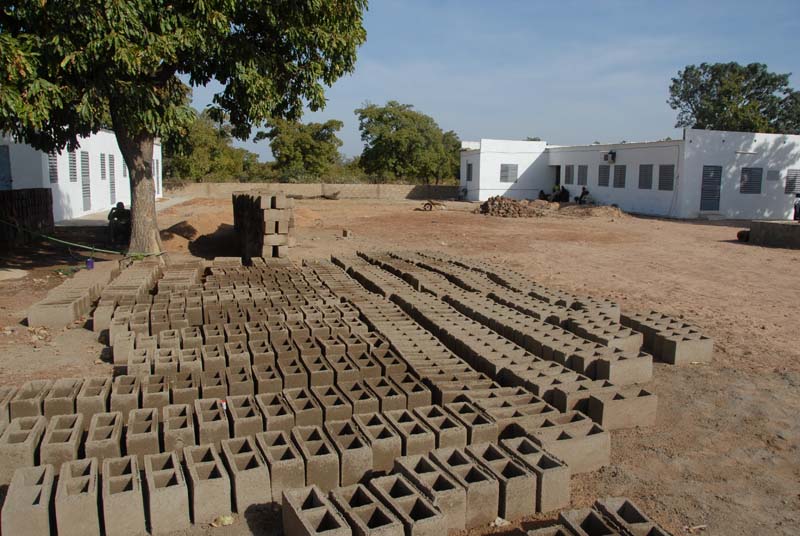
<box><xmin>190</xmin><ymin>0</ymin><xmax>800</xmax><ymax>161</ymax></box>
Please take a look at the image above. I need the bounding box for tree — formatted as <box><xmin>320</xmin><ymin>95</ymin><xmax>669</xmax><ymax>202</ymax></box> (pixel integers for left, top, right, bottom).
<box><xmin>256</xmin><ymin>119</ymin><xmax>344</xmax><ymax>180</ymax></box>
<box><xmin>668</xmin><ymin>63</ymin><xmax>800</xmax><ymax>134</ymax></box>
<box><xmin>0</xmin><ymin>1</ymin><xmax>368</xmax><ymax>253</ymax></box>
<box><xmin>355</xmin><ymin>101</ymin><xmax>461</xmax><ymax>184</ymax></box>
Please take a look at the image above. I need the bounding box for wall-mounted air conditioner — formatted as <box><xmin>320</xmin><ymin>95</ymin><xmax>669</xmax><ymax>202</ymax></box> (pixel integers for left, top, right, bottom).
<box><xmin>603</xmin><ymin>151</ymin><xmax>616</xmax><ymax>163</ymax></box>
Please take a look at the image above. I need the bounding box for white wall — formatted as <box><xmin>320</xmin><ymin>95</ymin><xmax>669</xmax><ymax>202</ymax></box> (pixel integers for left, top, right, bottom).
<box><xmin>547</xmin><ymin>140</ymin><xmax>683</xmax><ymax>216</ymax></box>
<box><xmin>460</xmin><ymin>149</ymin><xmax>481</xmax><ymax>201</ymax></box>
<box><xmin>0</xmin><ymin>133</ymin><xmax>47</xmax><ymax>189</ymax></box>
<box><xmin>678</xmin><ymin>129</ymin><xmax>800</xmax><ymax>219</ymax></box>
<box><xmin>463</xmin><ymin>139</ymin><xmax>550</xmax><ymax>201</ymax></box>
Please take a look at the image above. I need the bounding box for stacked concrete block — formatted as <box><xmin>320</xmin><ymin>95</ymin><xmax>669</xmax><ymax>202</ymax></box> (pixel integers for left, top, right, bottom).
<box><xmin>233</xmin><ymin>190</ymin><xmax>296</xmax><ymax>260</ymax></box>
<box><xmin>10</xmin><ymin>379</ymin><xmax>52</xmax><ymax>419</ymax></box>
<box><xmin>283</xmin><ymin>485</ymin><xmax>352</xmax><ymax>536</ymax></box>
<box><xmin>0</xmin><ymin>415</ymin><xmax>47</xmax><ymax>482</ymax></box>
<box><xmin>127</xmin><ymin>407</ymin><xmax>161</xmax><ymax>465</ymax></box>
<box><xmin>499</xmin><ymin>437</ymin><xmax>570</xmax><ymax>512</ymax></box>
<box><xmin>292</xmin><ymin>425</ymin><xmax>340</xmax><ymax>492</ymax></box>
<box><xmin>326</xmin><ymin>419</ymin><xmax>373</xmax><ymax>486</ymax></box>
<box><xmin>40</xmin><ymin>413</ymin><xmax>83</xmax><ymax>467</ymax></box>
<box><xmin>367</xmin><ymin>474</ymin><xmax>446</xmax><ymax>536</ymax></box>
<box><xmin>442</xmin><ymin>401</ymin><xmax>498</xmax><ymax>445</ymax></box>
<box><xmin>621</xmin><ymin>311</ymin><xmax>713</xmax><ymax>364</ymax></box>
<box><xmin>102</xmin><ymin>455</ymin><xmax>147</xmax><ymax>536</ymax></box>
<box><xmin>330</xmin><ymin>484</ymin><xmax>405</xmax><ymax>536</ymax></box>
<box><xmin>393</xmin><ymin>454</ymin><xmax>466</xmax><ymax>533</ymax></box>
<box><xmin>256</xmin><ymin>430</ymin><xmax>306</xmax><ymax>502</ymax></box>
<box><xmin>465</xmin><ymin>442</ymin><xmax>537</xmax><ymax>520</ymax></box>
<box><xmin>354</xmin><ymin>413</ymin><xmax>403</xmax><ymax>474</ymax></box>
<box><xmin>183</xmin><ymin>444</ymin><xmax>233</xmax><ymax>524</ymax></box>
<box><xmin>385</xmin><ymin>409</ymin><xmax>436</xmax><ymax>457</ymax></box>
<box><xmin>413</xmin><ymin>405</ymin><xmax>467</xmax><ymax>449</ymax></box>
<box><xmin>429</xmin><ymin>447</ymin><xmax>498</xmax><ymax>529</ymax></box>
<box><xmin>56</xmin><ymin>458</ymin><xmax>101</xmax><ymax>536</ymax></box>
<box><xmin>111</xmin><ymin>375</ymin><xmax>141</xmax><ymax>424</ymax></box>
<box><xmin>221</xmin><ymin>436</ymin><xmax>271</xmax><ymax>512</ymax></box>
<box><xmin>1</xmin><ymin>464</ymin><xmax>55</xmax><ymax>536</ymax></box>
<box><xmin>85</xmin><ymin>411</ymin><xmax>123</xmax><ymax>465</ymax></box>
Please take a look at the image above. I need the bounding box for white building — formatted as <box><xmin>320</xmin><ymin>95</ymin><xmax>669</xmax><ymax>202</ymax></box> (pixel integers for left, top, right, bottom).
<box><xmin>1</xmin><ymin>129</ymin><xmax>163</xmax><ymax>222</ymax></box>
<box><xmin>461</xmin><ymin>129</ymin><xmax>800</xmax><ymax>220</ymax></box>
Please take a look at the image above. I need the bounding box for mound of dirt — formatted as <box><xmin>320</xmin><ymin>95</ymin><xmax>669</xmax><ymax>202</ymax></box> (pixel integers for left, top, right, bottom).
<box><xmin>474</xmin><ymin>196</ymin><xmax>557</xmax><ymax>218</ymax></box>
<box><xmin>557</xmin><ymin>204</ymin><xmax>627</xmax><ymax>219</ymax></box>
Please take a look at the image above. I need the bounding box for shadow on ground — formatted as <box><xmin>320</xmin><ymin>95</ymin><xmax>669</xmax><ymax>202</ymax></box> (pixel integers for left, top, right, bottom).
<box><xmin>188</xmin><ymin>224</ymin><xmax>240</xmax><ymax>259</ymax></box>
<box><xmin>160</xmin><ymin>220</ymin><xmax>198</xmax><ymax>241</ymax></box>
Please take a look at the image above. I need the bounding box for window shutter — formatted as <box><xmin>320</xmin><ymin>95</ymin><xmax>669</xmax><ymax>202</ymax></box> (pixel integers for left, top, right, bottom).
<box><xmin>785</xmin><ymin>169</ymin><xmax>800</xmax><ymax>194</ymax></box>
<box><xmin>500</xmin><ymin>164</ymin><xmax>518</xmax><ymax>183</ymax></box>
<box><xmin>565</xmin><ymin>165</ymin><xmax>574</xmax><ymax>184</ymax></box>
<box><xmin>100</xmin><ymin>154</ymin><xmax>106</xmax><ymax>180</ymax></box>
<box><xmin>80</xmin><ymin>151</ymin><xmax>91</xmax><ymax>211</ymax></box>
<box><xmin>638</xmin><ymin>164</ymin><xmax>653</xmax><ymax>189</ymax></box>
<box><xmin>109</xmin><ymin>154</ymin><xmax>116</xmax><ymax>204</ymax></box>
<box><xmin>658</xmin><ymin>165</ymin><xmax>675</xmax><ymax>191</ymax></box>
<box><xmin>466</xmin><ymin>163</ymin><xmax>473</xmax><ymax>181</ymax></box>
<box><xmin>68</xmin><ymin>151</ymin><xmax>78</xmax><ymax>182</ymax></box>
<box><xmin>48</xmin><ymin>152</ymin><xmax>59</xmax><ymax>183</ymax></box>
<box><xmin>740</xmin><ymin>167</ymin><xmax>762</xmax><ymax>194</ymax></box>
<box><xmin>577</xmin><ymin>165</ymin><xmax>588</xmax><ymax>185</ymax></box>
<box><xmin>598</xmin><ymin>165</ymin><xmax>610</xmax><ymax>187</ymax></box>
<box><xmin>613</xmin><ymin>165</ymin><xmax>626</xmax><ymax>188</ymax></box>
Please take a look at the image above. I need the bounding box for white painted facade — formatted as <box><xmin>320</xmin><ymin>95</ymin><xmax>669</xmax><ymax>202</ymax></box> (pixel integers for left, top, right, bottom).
<box><xmin>1</xmin><ymin>129</ymin><xmax>163</xmax><ymax>222</ymax></box>
<box><xmin>461</xmin><ymin>129</ymin><xmax>800</xmax><ymax>220</ymax></box>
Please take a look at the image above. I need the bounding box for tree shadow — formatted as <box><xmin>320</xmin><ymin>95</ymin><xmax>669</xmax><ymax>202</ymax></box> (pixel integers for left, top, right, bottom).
<box><xmin>159</xmin><ymin>220</ymin><xmax>198</xmax><ymax>241</ymax></box>
<box><xmin>0</xmin><ymin>235</ymin><xmax>118</xmax><ymax>271</ymax></box>
<box><xmin>188</xmin><ymin>223</ymin><xmax>240</xmax><ymax>259</ymax></box>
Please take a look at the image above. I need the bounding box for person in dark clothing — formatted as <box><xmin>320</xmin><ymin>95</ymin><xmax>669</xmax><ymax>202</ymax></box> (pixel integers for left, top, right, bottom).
<box><xmin>108</xmin><ymin>202</ymin><xmax>131</xmax><ymax>245</ymax></box>
<box><xmin>576</xmin><ymin>187</ymin><xmax>590</xmax><ymax>204</ymax></box>
<box><xmin>538</xmin><ymin>190</ymin><xmax>548</xmax><ymax>201</ymax></box>
<box><xmin>556</xmin><ymin>186</ymin><xmax>569</xmax><ymax>202</ymax></box>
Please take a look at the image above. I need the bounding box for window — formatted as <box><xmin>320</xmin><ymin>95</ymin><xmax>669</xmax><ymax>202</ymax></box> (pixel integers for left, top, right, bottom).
<box><xmin>80</xmin><ymin>151</ymin><xmax>91</xmax><ymax>211</ymax></box>
<box><xmin>766</xmin><ymin>169</ymin><xmax>780</xmax><ymax>182</ymax></box>
<box><xmin>499</xmin><ymin>164</ymin><xmax>518</xmax><ymax>183</ymax></box>
<box><xmin>564</xmin><ymin>165</ymin><xmax>574</xmax><ymax>184</ymax></box>
<box><xmin>613</xmin><ymin>165</ymin><xmax>626</xmax><ymax>188</ymax></box>
<box><xmin>740</xmin><ymin>167</ymin><xmax>762</xmax><ymax>194</ymax></box>
<box><xmin>122</xmin><ymin>161</ymin><xmax>128</xmax><ymax>178</ymax></box>
<box><xmin>155</xmin><ymin>159</ymin><xmax>160</xmax><ymax>195</ymax></box>
<box><xmin>638</xmin><ymin>164</ymin><xmax>653</xmax><ymax>189</ymax></box>
<box><xmin>785</xmin><ymin>169</ymin><xmax>800</xmax><ymax>194</ymax></box>
<box><xmin>466</xmin><ymin>162</ymin><xmax>473</xmax><ymax>182</ymax></box>
<box><xmin>598</xmin><ymin>165</ymin><xmax>610</xmax><ymax>187</ymax></box>
<box><xmin>109</xmin><ymin>154</ymin><xmax>116</xmax><ymax>204</ymax></box>
<box><xmin>68</xmin><ymin>151</ymin><xmax>77</xmax><ymax>182</ymax></box>
<box><xmin>48</xmin><ymin>152</ymin><xmax>59</xmax><ymax>183</ymax></box>
<box><xmin>100</xmin><ymin>154</ymin><xmax>106</xmax><ymax>180</ymax></box>
<box><xmin>658</xmin><ymin>165</ymin><xmax>675</xmax><ymax>191</ymax></box>
<box><xmin>577</xmin><ymin>165</ymin><xmax>588</xmax><ymax>185</ymax></box>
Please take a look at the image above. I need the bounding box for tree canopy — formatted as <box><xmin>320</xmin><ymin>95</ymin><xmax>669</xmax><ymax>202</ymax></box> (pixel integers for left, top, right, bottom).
<box><xmin>355</xmin><ymin>101</ymin><xmax>460</xmax><ymax>184</ymax></box>
<box><xmin>668</xmin><ymin>62</ymin><xmax>800</xmax><ymax>134</ymax></box>
<box><xmin>0</xmin><ymin>1</ymin><xmax>368</xmax><ymax>252</ymax></box>
<box><xmin>257</xmin><ymin>119</ymin><xmax>344</xmax><ymax>180</ymax></box>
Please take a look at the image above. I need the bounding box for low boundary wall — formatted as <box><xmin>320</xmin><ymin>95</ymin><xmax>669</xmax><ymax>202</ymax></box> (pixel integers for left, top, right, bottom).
<box><xmin>167</xmin><ymin>182</ymin><xmax>460</xmax><ymax>201</ymax></box>
<box><xmin>0</xmin><ymin>188</ymin><xmax>54</xmax><ymax>245</ymax></box>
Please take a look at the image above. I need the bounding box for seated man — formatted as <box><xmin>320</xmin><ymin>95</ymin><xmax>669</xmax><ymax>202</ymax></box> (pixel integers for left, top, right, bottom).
<box><xmin>577</xmin><ymin>187</ymin><xmax>590</xmax><ymax>204</ymax></box>
<box><xmin>538</xmin><ymin>189</ymin><xmax>548</xmax><ymax>201</ymax></box>
<box><xmin>108</xmin><ymin>202</ymin><xmax>131</xmax><ymax>245</ymax></box>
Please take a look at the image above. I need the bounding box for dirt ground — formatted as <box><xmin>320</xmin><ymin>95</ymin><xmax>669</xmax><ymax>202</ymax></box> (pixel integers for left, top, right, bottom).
<box><xmin>1</xmin><ymin>196</ymin><xmax>799</xmax><ymax>535</ymax></box>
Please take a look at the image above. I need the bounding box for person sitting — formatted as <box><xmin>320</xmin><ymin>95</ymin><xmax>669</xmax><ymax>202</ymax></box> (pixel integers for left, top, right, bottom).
<box><xmin>538</xmin><ymin>189</ymin><xmax>548</xmax><ymax>201</ymax></box>
<box><xmin>576</xmin><ymin>187</ymin><xmax>590</xmax><ymax>204</ymax></box>
<box><xmin>108</xmin><ymin>202</ymin><xmax>131</xmax><ymax>245</ymax></box>
<box><xmin>555</xmin><ymin>186</ymin><xmax>569</xmax><ymax>203</ymax></box>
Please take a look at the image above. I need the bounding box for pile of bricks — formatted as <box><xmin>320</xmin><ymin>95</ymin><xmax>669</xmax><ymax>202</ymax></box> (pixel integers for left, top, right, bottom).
<box><xmin>233</xmin><ymin>190</ymin><xmax>296</xmax><ymax>259</ymax></box>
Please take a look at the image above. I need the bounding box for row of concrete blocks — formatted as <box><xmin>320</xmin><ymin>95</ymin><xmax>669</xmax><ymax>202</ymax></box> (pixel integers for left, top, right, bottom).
<box><xmin>620</xmin><ymin>311</ymin><xmax>714</xmax><ymax>365</ymax></box>
<box><xmin>529</xmin><ymin>497</ymin><xmax>673</xmax><ymax>536</ymax></box>
<box><xmin>98</xmin><ymin>262</ymin><xmax>163</xmax><ymax>304</ymax></box>
<box><xmin>156</xmin><ymin>262</ymin><xmax>204</xmax><ymax>292</ymax></box>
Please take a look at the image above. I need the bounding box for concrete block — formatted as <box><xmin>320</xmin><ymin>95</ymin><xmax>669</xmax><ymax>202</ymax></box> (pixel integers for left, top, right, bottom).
<box><xmin>587</xmin><ymin>387</ymin><xmax>658</xmax><ymax>430</ymax></box>
<box><xmin>172</xmin><ymin>370</ymin><xmax>200</xmax><ymax>406</ymax></box>
<box><xmin>154</xmin><ymin>348</ymin><xmax>179</xmax><ymax>377</ymax></box>
<box><xmin>466</xmin><ymin>442</ymin><xmax>536</xmax><ymax>521</ymax></box>
<box><xmin>226</xmin><ymin>365</ymin><xmax>255</xmax><ymax>396</ymax></box>
<box><xmin>0</xmin><ymin>416</ymin><xmax>47</xmax><ymax>483</ymax></box>
<box><xmin>180</xmin><ymin>326</ymin><xmax>204</xmax><ymax>349</ymax></box>
<box><xmin>102</xmin><ymin>455</ymin><xmax>147</xmax><ymax>536</ymax></box>
<box><xmin>144</xmin><ymin>452</ymin><xmax>191</xmax><ymax>534</ymax></box>
<box><xmin>340</xmin><ymin>380</ymin><xmax>381</xmax><ymax>415</ymax></box>
<box><xmin>595</xmin><ymin>350</ymin><xmax>653</xmax><ymax>385</ymax></box>
<box><xmin>111</xmin><ymin>375</ymin><xmax>141</xmax><ymax>424</ymax></box>
<box><xmin>128</xmin><ymin>348</ymin><xmax>154</xmax><ymax>376</ymax></box>
<box><xmin>178</xmin><ymin>347</ymin><xmax>203</xmax><ymax>372</ymax></box>
<box><xmin>200</xmin><ymin>369</ymin><xmax>228</xmax><ymax>399</ymax></box>
<box><xmin>253</xmin><ymin>363</ymin><xmax>283</xmax><ymax>393</ymax></box>
<box><xmin>40</xmin><ymin>413</ymin><xmax>83</xmax><ymax>467</ymax></box>
<box><xmin>55</xmin><ymin>458</ymin><xmax>101</xmax><ymax>536</ymax></box>
<box><xmin>442</xmin><ymin>402</ymin><xmax>498</xmax><ymax>445</ymax></box>
<box><xmin>225</xmin><ymin>340</ymin><xmax>251</xmax><ymax>369</ymax></box>
<box><xmin>313</xmin><ymin>384</ymin><xmax>354</xmax><ymax>421</ymax></box>
<box><xmin>0</xmin><ymin>385</ymin><xmax>17</xmax><ymax>426</ymax></box>
<box><xmin>558</xmin><ymin>508</ymin><xmax>619</xmax><ymax>536</ymax></box>
<box><xmin>194</xmin><ymin>398</ymin><xmax>230</xmax><ymax>448</ymax></box>
<box><xmin>163</xmin><ymin>403</ymin><xmax>196</xmax><ymax>456</ymax></box>
<box><xmin>127</xmin><ymin>407</ymin><xmax>160</xmax><ymax>466</ymax></box>
<box><xmin>413</xmin><ymin>405</ymin><xmax>467</xmax><ymax>449</ymax></box>
<box><xmin>430</xmin><ymin>447</ymin><xmax>498</xmax><ymax>529</ymax></box>
<box><xmin>292</xmin><ymin>425</ymin><xmax>340</xmax><ymax>492</ymax></box>
<box><xmin>528</xmin><ymin>422</ymin><xmax>610</xmax><ymax>474</ymax></box>
<box><xmin>1</xmin><ymin>464</ymin><xmax>55</xmax><ymax>536</ymax></box>
<box><xmin>85</xmin><ymin>411</ymin><xmax>123</xmax><ymax>466</ymax></box>
<box><xmin>113</xmin><ymin>332</ymin><xmax>136</xmax><ymax>365</ymax></box>
<box><xmin>250</xmin><ymin>339</ymin><xmax>277</xmax><ymax>367</ymax></box>
<box><xmin>656</xmin><ymin>330</ymin><xmax>713</xmax><ymax>365</ymax></box>
<box><xmin>365</xmin><ymin>377</ymin><xmax>407</xmax><ymax>412</ymax></box>
<box><xmin>279</xmin><ymin>356</ymin><xmax>310</xmax><ymax>388</ymax></box>
<box><xmin>44</xmin><ymin>378</ymin><xmax>83</xmax><ymax>418</ymax></box>
<box><xmin>594</xmin><ymin>497</ymin><xmax>671</xmax><ymax>535</ymax></box>
<box><xmin>367</xmin><ymin>474</ymin><xmax>446</xmax><ymax>536</ymax></box>
<box><xmin>183</xmin><ymin>444</ymin><xmax>232</xmax><ymax>524</ymax></box>
<box><xmin>282</xmin><ymin>485</ymin><xmax>352</xmax><ymax>536</ymax></box>
<box><xmin>393</xmin><ymin>374</ymin><xmax>432</xmax><ymax>409</ymax></box>
<box><xmin>285</xmin><ymin>387</ymin><xmax>324</xmax><ymax>427</ymax></box>
<box><xmin>256</xmin><ymin>430</ymin><xmax>305</xmax><ymax>502</ymax></box>
<box><xmin>10</xmin><ymin>379</ymin><xmax>52</xmax><ymax>420</ymax></box>
<box><xmin>327</xmin><ymin>354</ymin><xmax>362</xmax><ymax>384</ymax></box>
<box><xmin>201</xmin><ymin>343</ymin><xmax>227</xmax><ymax>373</ymax></box>
<box><xmin>224</xmin><ymin>322</ymin><xmax>248</xmax><ymax>344</ymax></box>
<box><xmin>354</xmin><ymin>413</ymin><xmax>403</xmax><ymax>474</ymax></box>
<box><xmin>330</xmin><ymin>484</ymin><xmax>405</xmax><ymax>536</ymax></box>
<box><xmin>350</xmin><ymin>351</ymin><xmax>382</xmax><ymax>378</ymax></box>
<box><xmin>226</xmin><ymin>394</ymin><xmax>264</xmax><ymax>438</ymax></box>
<box><xmin>221</xmin><ymin>436</ymin><xmax>271</xmax><ymax>512</ymax></box>
<box><xmin>393</xmin><ymin>454</ymin><xmax>466</xmax><ymax>533</ymax></box>
<box><xmin>255</xmin><ymin>392</ymin><xmax>295</xmax><ymax>432</ymax></box>
<box><xmin>142</xmin><ymin>374</ymin><xmax>171</xmax><ymax>412</ymax></box>
<box><xmin>499</xmin><ymin>437</ymin><xmax>570</xmax><ymax>512</ymax></box>
<box><xmin>385</xmin><ymin>409</ymin><xmax>436</xmax><ymax>456</ymax></box>
<box><xmin>302</xmin><ymin>355</ymin><xmax>336</xmax><ymax>386</ymax></box>
<box><xmin>326</xmin><ymin>419</ymin><xmax>373</xmax><ymax>486</ymax></box>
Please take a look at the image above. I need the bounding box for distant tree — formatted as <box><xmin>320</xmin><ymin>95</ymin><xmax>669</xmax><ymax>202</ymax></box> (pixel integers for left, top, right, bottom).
<box><xmin>355</xmin><ymin>101</ymin><xmax>460</xmax><ymax>184</ymax></box>
<box><xmin>526</xmin><ymin>136</ymin><xmax>542</xmax><ymax>141</ymax></box>
<box><xmin>0</xmin><ymin>1</ymin><xmax>368</xmax><ymax>253</ymax></box>
<box><xmin>592</xmin><ymin>141</ymin><xmax>601</xmax><ymax>145</ymax></box>
<box><xmin>256</xmin><ymin>119</ymin><xmax>344</xmax><ymax>180</ymax></box>
<box><xmin>668</xmin><ymin>62</ymin><xmax>800</xmax><ymax>134</ymax></box>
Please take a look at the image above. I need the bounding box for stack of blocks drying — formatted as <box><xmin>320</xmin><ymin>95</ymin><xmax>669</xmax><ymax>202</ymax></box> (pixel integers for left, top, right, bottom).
<box><xmin>232</xmin><ymin>190</ymin><xmax>296</xmax><ymax>260</ymax></box>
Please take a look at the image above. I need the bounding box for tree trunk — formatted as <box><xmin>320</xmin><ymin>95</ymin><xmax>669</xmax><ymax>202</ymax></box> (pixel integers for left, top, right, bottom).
<box><xmin>111</xmin><ymin>114</ymin><xmax>162</xmax><ymax>255</ymax></box>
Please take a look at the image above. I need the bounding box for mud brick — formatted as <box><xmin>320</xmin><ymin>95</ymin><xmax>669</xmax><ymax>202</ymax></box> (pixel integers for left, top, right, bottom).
<box><xmin>528</xmin><ymin>422</ymin><xmax>610</xmax><ymax>474</ymax></box>
<box><xmin>365</xmin><ymin>377</ymin><xmax>407</xmax><ymax>411</ymax></box>
<box><xmin>128</xmin><ymin>348</ymin><xmax>154</xmax><ymax>376</ymax></box>
<box><xmin>558</xmin><ymin>508</ymin><xmax>619</xmax><ymax>536</ymax></box>
<box><xmin>85</xmin><ymin>412</ymin><xmax>123</xmax><ymax>466</ymax></box>
<box><xmin>499</xmin><ymin>437</ymin><xmax>570</xmax><ymax>512</ymax></box>
<box><xmin>142</xmin><ymin>374</ymin><xmax>171</xmax><ymax>412</ymax></box>
<box><xmin>144</xmin><ymin>452</ymin><xmax>191</xmax><ymax>534</ymax></box>
<box><xmin>385</xmin><ymin>409</ymin><xmax>436</xmax><ymax>456</ymax></box>
<box><xmin>256</xmin><ymin>430</ymin><xmax>305</xmax><ymax>502</ymax></box>
<box><xmin>393</xmin><ymin>454</ymin><xmax>466</xmax><ymax>533</ymax></box>
<box><xmin>1</xmin><ymin>465</ymin><xmax>55</xmax><ymax>536</ymax></box>
<box><xmin>250</xmin><ymin>344</ymin><xmax>275</xmax><ymax>371</ymax></box>
<box><xmin>255</xmin><ymin>393</ymin><xmax>295</xmax><ymax>432</ymax></box>
<box><xmin>330</xmin><ymin>484</ymin><xmax>405</xmax><ymax>536</ymax></box>
<box><xmin>201</xmin><ymin>343</ymin><xmax>227</xmax><ymax>372</ymax></box>
<box><xmin>56</xmin><ymin>458</ymin><xmax>101</xmax><ymax>536</ymax></box>
<box><xmin>127</xmin><ymin>408</ymin><xmax>160</xmax><ymax>466</ymax></box>
<box><xmin>220</xmin><ymin>436</ymin><xmax>271</xmax><ymax>512</ymax></box>
<box><xmin>367</xmin><ymin>474</ymin><xmax>446</xmax><ymax>536</ymax></box>
<box><xmin>111</xmin><ymin>375</ymin><xmax>141</xmax><ymax>424</ymax></box>
<box><xmin>594</xmin><ymin>497</ymin><xmax>670</xmax><ymax>535</ymax></box>
<box><xmin>154</xmin><ymin>348</ymin><xmax>180</xmax><ymax>377</ymax></box>
<box><xmin>339</xmin><ymin>380</ymin><xmax>381</xmax><ymax>415</ymax></box>
<box><xmin>201</xmin><ymin>370</ymin><xmax>228</xmax><ymax>399</ymax></box>
<box><xmin>102</xmin><ymin>455</ymin><xmax>147</xmax><ymax>536</ymax></box>
<box><xmin>429</xmin><ymin>447</ymin><xmax>498</xmax><ymax>529</ymax></box>
<box><xmin>253</xmin><ymin>364</ymin><xmax>283</xmax><ymax>394</ymax></box>
<box><xmin>0</xmin><ymin>385</ymin><xmax>16</xmax><ymax>426</ymax></box>
<box><xmin>225</xmin><ymin>365</ymin><xmax>254</xmax><ymax>396</ymax></box>
<box><xmin>393</xmin><ymin>374</ymin><xmax>432</xmax><ymax>409</ymax></box>
<box><xmin>226</xmin><ymin>394</ymin><xmax>263</xmax><ymax>438</ymax></box>
<box><xmin>587</xmin><ymin>387</ymin><xmax>658</xmax><ymax>430</ymax></box>
<box><xmin>413</xmin><ymin>405</ymin><xmax>467</xmax><ymax>449</ymax></box>
<box><xmin>466</xmin><ymin>443</ymin><xmax>536</xmax><ymax>520</ymax></box>
<box><xmin>178</xmin><ymin>347</ymin><xmax>203</xmax><ymax>373</ymax></box>
<box><xmin>442</xmin><ymin>402</ymin><xmax>498</xmax><ymax>445</ymax></box>
<box><xmin>181</xmin><ymin>326</ymin><xmax>204</xmax><ymax>349</ymax></box>
<box><xmin>10</xmin><ymin>379</ymin><xmax>52</xmax><ymax>419</ymax></box>
<box><xmin>41</xmin><ymin>413</ymin><xmax>83</xmax><ymax>467</ymax></box>
<box><xmin>183</xmin><ymin>444</ymin><xmax>233</xmax><ymax>524</ymax></box>
<box><xmin>325</xmin><ymin>419</ymin><xmax>373</xmax><ymax>486</ymax></box>
<box><xmin>0</xmin><ymin>416</ymin><xmax>47</xmax><ymax>482</ymax></box>
<box><xmin>292</xmin><ymin>425</ymin><xmax>340</xmax><ymax>492</ymax></box>
<box><xmin>225</xmin><ymin>340</ymin><xmax>251</xmax><ymax>369</ymax></box>
<box><xmin>282</xmin><ymin>485</ymin><xmax>352</xmax><ymax>536</ymax></box>
<box><xmin>194</xmin><ymin>398</ymin><xmax>231</xmax><ymax>448</ymax></box>
<box><xmin>285</xmin><ymin>387</ymin><xmax>324</xmax><ymax>426</ymax></box>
